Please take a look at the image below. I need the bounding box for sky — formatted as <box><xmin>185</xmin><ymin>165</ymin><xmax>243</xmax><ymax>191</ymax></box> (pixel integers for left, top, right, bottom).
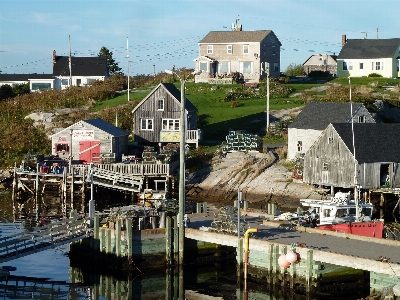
<box><xmin>1</xmin><ymin>0</ymin><xmax>400</xmax><ymax>76</ymax></box>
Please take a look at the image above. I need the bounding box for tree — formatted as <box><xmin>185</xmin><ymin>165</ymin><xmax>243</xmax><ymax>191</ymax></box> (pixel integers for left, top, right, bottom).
<box><xmin>98</xmin><ymin>46</ymin><xmax>122</xmax><ymax>76</ymax></box>
<box><xmin>12</xmin><ymin>83</ymin><xmax>30</xmax><ymax>96</ymax></box>
<box><xmin>0</xmin><ymin>84</ymin><xmax>14</xmax><ymax>101</ymax></box>
<box><xmin>284</xmin><ymin>64</ymin><xmax>304</xmax><ymax>77</ymax></box>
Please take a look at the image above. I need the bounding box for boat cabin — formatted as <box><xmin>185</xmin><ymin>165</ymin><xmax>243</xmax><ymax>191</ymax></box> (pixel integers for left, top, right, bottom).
<box><xmin>300</xmin><ymin>192</ymin><xmax>373</xmax><ymax>225</ymax></box>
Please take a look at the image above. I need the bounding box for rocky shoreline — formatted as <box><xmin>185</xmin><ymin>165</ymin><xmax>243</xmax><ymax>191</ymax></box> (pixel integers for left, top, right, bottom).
<box><xmin>187</xmin><ymin>151</ymin><xmax>318</xmax><ymax>211</ymax></box>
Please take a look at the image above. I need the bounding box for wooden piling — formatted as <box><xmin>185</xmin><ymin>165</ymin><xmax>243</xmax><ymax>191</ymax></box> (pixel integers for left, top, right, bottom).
<box><xmin>166</xmin><ymin>216</ymin><xmax>172</xmax><ymax>264</ymax></box>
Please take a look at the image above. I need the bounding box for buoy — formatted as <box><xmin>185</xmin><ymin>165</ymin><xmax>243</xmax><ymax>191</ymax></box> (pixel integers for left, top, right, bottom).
<box><xmin>286</xmin><ymin>251</ymin><xmax>298</xmax><ymax>263</ymax></box>
<box><xmin>278</xmin><ymin>253</ymin><xmax>291</xmax><ymax>268</ymax></box>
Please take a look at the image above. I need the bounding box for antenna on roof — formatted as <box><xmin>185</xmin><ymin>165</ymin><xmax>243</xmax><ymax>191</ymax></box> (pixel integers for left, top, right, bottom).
<box><xmin>231</xmin><ymin>14</ymin><xmax>240</xmax><ymax>31</ymax></box>
<box><xmin>376</xmin><ymin>28</ymin><xmax>379</xmax><ymax>39</ymax></box>
<box><xmin>361</xmin><ymin>31</ymin><xmax>367</xmax><ymax>39</ymax></box>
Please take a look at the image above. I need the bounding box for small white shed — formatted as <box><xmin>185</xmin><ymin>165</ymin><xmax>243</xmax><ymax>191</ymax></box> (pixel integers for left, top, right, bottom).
<box><xmin>50</xmin><ymin>118</ymin><xmax>128</xmax><ymax>164</ymax></box>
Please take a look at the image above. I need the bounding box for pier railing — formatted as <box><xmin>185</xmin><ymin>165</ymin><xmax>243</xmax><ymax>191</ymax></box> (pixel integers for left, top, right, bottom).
<box><xmin>0</xmin><ymin>217</ymin><xmax>92</xmax><ymax>263</ymax></box>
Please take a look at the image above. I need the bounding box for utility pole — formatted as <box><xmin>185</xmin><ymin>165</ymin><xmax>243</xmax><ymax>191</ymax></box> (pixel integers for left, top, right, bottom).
<box><xmin>262</xmin><ymin>62</ymin><xmax>270</xmax><ymax>132</ymax></box>
<box><xmin>68</xmin><ymin>35</ymin><xmax>72</xmax><ymax>87</ymax></box>
<box><xmin>127</xmin><ymin>37</ymin><xmax>130</xmax><ymax>102</ymax></box>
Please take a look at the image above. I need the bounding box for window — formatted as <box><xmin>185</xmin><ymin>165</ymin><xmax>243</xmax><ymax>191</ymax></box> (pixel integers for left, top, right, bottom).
<box><xmin>141</xmin><ymin>119</ymin><xmax>153</xmax><ymax>130</ymax></box>
<box><xmin>328</xmin><ymin>137</ymin><xmax>334</xmax><ymax>144</ymax></box>
<box><xmin>87</xmin><ymin>79</ymin><xmax>96</xmax><ymax>85</ymax></box>
<box><xmin>360</xmin><ymin>63</ymin><xmax>364</xmax><ymax>70</ymax></box>
<box><xmin>61</xmin><ymin>79</ymin><xmax>69</xmax><ymax>86</ymax></box>
<box><xmin>240</xmin><ymin>61</ymin><xmax>253</xmax><ymax>73</ymax></box>
<box><xmin>297</xmin><ymin>141</ymin><xmax>302</xmax><ymax>152</ymax></box>
<box><xmin>347</xmin><ymin>62</ymin><xmax>353</xmax><ymax>70</ymax></box>
<box><xmin>199</xmin><ymin>62</ymin><xmax>208</xmax><ymax>72</ymax></box>
<box><xmin>372</xmin><ymin>61</ymin><xmax>384</xmax><ymax>70</ymax></box>
<box><xmin>162</xmin><ymin>119</ymin><xmax>180</xmax><ymax>131</ymax></box>
<box><xmin>55</xmin><ymin>143</ymin><xmax>70</xmax><ymax>153</ymax></box>
<box><xmin>243</xmin><ymin>45</ymin><xmax>249</xmax><ymax>54</ymax></box>
<box><xmin>218</xmin><ymin>62</ymin><xmax>230</xmax><ymax>73</ymax></box>
<box><xmin>31</xmin><ymin>83</ymin><xmax>51</xmax><ymax>91</ymax></box>
<box><xmin>274</xmin><ymin>62</ymin><xmax>279</xmax><ymax>72</ymax></box>
<box><xmin>397</xmin><ymin>60</ymin><xmax>399</xmax><ymax>72</ymax></box>
<box><xmin>343</xmin><ymin>62</ymin><xmax>348</xmax><ymax>71</ymax></box>
<box><xmin>322</xmin><ymin>162</ymin><xmax>329</xmax><ymax>170</ymax></box>
<box><xmin>358</xmin><ymin>116</ymin><xmax>365</xmax><ymax>123</ymax></box>
<box><xmin>227</xmin><ymin>45</ymin><xmax>232</xmax><ymax>54</ymax></box>
<box><xmin>157</xmin><ymin>98</ymin><xmax>164</xmax><ymax>111</ymax></box>
<box><xmin>207</xmin><ymin>45</ymin><xmax>213</xmax><ymax>54</ymax></box>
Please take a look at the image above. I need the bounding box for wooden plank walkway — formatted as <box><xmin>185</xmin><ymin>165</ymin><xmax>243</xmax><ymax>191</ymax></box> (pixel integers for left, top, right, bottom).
<box><xmin>0</xmin><ymin>217</ymin><xmax>92</xmax><ymax>263</ymax></box>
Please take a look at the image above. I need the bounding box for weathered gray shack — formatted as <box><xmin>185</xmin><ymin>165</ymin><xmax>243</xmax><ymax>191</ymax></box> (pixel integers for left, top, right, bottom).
<box><xmin>287</xmin><ymin>102</ymin><xmax>375</xmax><ymax>160</ymax></box>
<box><xmin>132</xmin><ymin>83</ymin><xmax>200</xmax><ymax>147</ymax></box>
<box><xmin>303</xmin><ymin>123</ymin><xmax>400</xmax><ymax>189</ymax></box>
<box><xmin>51</xmin><ymin>118</ymin><xmax>128</xmax><ymax>164</ymax></box>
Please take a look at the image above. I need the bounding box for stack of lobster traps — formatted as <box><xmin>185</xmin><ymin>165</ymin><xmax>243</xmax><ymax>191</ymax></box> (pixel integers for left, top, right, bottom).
<box><xmin>210</xmin><ymin>206</ymin><xmax>248</xmax><ymax>235</ymax></box>
<box><xmin>222</xmin><ymin>130</ymin><xmax>262</xmax><ymax>152</ymax></box>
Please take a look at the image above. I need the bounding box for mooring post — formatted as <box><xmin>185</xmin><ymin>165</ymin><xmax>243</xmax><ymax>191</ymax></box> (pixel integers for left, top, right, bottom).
<box><xmin>172</xmin><ymin>216</ymin><xmax>179</xmax><ymax>264</ymax></box>
<box><xmin>12</xmin><ymin>163</ymin><xmax>17</xmax><ymax>222</ymax></box>
<box><xmin>115</xmin><ymin>218</ymin><xmax>121</xmax><ymax>257</ymax></box>
<box><xmin>126</xmin><ymin>218</ymin><xmax>132</xmax><ymax>257</ymax></box>
<box><xmin>306</xmin><ymin>250</ymin><xmax>313</xmax><ymax>293</ymax></box>
<box><xmin>165</xmin><ymin>216</ymin><xmax>172</xmax><ymax>265</ymax></box>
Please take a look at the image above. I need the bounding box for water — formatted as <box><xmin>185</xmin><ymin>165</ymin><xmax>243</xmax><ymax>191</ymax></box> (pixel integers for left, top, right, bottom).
<box><xmin>0</xmin><ymin>192</ymin><xmax>372</xmax><ymax>299</ymax></box>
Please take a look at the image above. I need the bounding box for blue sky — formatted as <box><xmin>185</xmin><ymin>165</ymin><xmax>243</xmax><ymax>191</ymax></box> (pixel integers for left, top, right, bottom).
<box><xmin>1</xmin><ymin>0</ymin><xmax>399</xmax><ymax>76</ymax></box>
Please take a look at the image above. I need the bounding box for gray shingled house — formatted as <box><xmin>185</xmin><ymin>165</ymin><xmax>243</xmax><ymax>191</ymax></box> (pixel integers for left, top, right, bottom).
<box><xmin>303</xmin><ymin>54</ymin><xmax>337</xmax><ymax>76</ymax></box>
<box><xmin>303</xmin><ymin>123</ymin><xmax>400</xmax><ymax>190</ymax></box>
<box><xmin>337</xmin><ymin>35</ymin><xmax>400</xmax><ymax>78</ymax></box>
<box><xmin>194</xmin><ymin>29</ymin><xmax>281</xmax><ymax>83</ymax></box>
<box><xmin>132</xmin><ymin>83</ymin><xmax>200</xmax><ymax>148</ymax></box>
<box><xmin>287</xmin><ymin>102</ymin><xmax>375</xmax><ymax>160</ymax></box>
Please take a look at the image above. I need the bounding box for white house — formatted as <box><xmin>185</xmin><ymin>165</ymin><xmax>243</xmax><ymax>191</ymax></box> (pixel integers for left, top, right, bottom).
<box><xmin>337</xmin><ymin>35</ymin><xmax>400</xmax><ymax>78</ymax></box>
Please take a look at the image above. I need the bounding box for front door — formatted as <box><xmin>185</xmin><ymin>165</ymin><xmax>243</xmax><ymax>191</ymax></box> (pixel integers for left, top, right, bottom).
<box><xmin>79</xmin><ymin>140</ymin><xmax>100</xmax><ymax>164</ymax></box>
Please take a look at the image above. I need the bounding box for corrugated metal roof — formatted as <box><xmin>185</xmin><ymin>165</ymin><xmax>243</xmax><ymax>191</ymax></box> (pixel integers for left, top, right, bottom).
<box><xmin>199</xmin><ymin>30</ymin><xmax>280</xmax><ymax>44</ymax></box>
<box><xmin>337</xmin><ymin>39</ymin><xmax>400</xmax><ymax>59</ymax></box>
<box><xmin>83</xmin><ymin>118</ymin><xmax>128</xmax><ymax>136</ymax></box>
<box><xmin>289</xmin><ymin>102</ymin><xmax>363</xmax><ymax>130</ymax></box>
<box><xmin>332</xmin><ymin>123</ymin><xmax>400</xmax><ymax>163</ymax></box>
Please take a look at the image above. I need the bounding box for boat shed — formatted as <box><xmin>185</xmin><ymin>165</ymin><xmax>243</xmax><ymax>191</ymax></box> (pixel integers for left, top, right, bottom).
<box><xmin>50</xmin><ymin>118</ymin><xmax>129</xmax><ymax>164</ymax></box>
<box><xmin>303</xmin><ymin>123</ymin><xmax>400</xmax><ymax>190</ymax></box>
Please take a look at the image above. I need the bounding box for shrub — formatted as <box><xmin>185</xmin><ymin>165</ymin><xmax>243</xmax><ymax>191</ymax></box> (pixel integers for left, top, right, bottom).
<box><xmin>368</xmin><ymin>73</ymin><xmax>383</xmax><ymax>77</ymax></box>
<box><xmin>308</xmin><ymin>70</ymin><xmax>331</xmax><ymax>78</ymax></box>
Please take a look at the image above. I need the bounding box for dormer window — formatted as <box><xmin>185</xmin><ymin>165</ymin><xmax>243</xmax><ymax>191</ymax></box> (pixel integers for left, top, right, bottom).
<box><xmin>207</xmin><ymin>45</ymin><xmax>213</xmax><ymax>54</ymax></box>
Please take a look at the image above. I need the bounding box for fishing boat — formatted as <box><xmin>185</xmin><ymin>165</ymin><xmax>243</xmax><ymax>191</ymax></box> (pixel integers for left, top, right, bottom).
<box><xmin>299</xmin><ymin>192</ymin><xmax>384</xmax><ymax>238</ymax></box>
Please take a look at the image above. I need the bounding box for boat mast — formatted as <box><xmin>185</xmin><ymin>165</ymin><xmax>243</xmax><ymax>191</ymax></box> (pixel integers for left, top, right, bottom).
<box><xmin>349</xmin><ymin>77</ymin><xmax>359</xmax><ymax>219</ymax></box>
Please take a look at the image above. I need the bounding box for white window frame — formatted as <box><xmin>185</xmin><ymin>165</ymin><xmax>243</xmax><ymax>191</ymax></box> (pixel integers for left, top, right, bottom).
<box><xmin>358</xmin><ymin>116</ymin><xmax>365</xmax><ymax>123</ymax></box>
<box><xmin>227</xmin><ymin>45</ymin><xmax>232</xmax><ymax>54</ymax></box>
<box><xmin>207</xmin><ymin>45</ymin><xmax>213</xmax><ymax>54</ymax></box>
<box><xmin>348</xmin><ymin>62</ymin><xmax>353</xmax><ymax>70</ymax></box>
<box><xmin>141</xmin><ymin>119</ymin><xmax>153</xmax><ymax>131</ymax></box>
<box><xmin>199</xmin><ymin>61</ymin><xmax>208</xmax><ymax>72</ymax></box>
<box><xmin>218</xmin><ymin>61</ymin><xmax>230</xmax><ymax>74</ymax></box>
<box><xmin>243</xmin><ymin>45</ymin><xmax>249</xmax><ymax>54</ymax></box>
<box><xmin>162</xmin><ymin>119</ymin><xmax>180</xmax><ymax>131</ymax></box>
<box><xmin>239</xmin><ymin>61</ymin><xmax>253</xmax><ymax>74</ymax></box>
<box><xmin>157</xmin><ymin>98</ymin><xmax>164</xmax><ymax>111</ymax></box>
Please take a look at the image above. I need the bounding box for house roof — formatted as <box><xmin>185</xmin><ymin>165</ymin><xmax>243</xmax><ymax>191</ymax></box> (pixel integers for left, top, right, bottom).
<box><xmin>289</xmin><ymin>102</ymin><xmax>363</xmax><ymax>130</ymax></box>
<box><xmin>53</xmin><ymin>56</ymin><xmax>108</xmax><ymax>77</ymax></box>
<box><xmin>337</xmin><ymin>38</ymin><xmax>400</xmax><ymax>59</ymax></box>
<box><xmin>302</xmin><ymin>54</ymin><xmax>337</xmax><ymax>65</ymax></box>
<box><xmin>83</xmin><ymin>118</ymin><xmax>128</xmax><ymax>137</ymax></box>
<box><xmin>131</xmin><ymin>82</ymin><xmax>197</xmax><ymax>114</ymax></box>
<box><xmin>331</xmin><ymin>123</ymin><xmax>400</xmax><ymax>163</ymax></box>
<box><xmin>0</xmin><ymin>74</ymin><xmax>54</xmax><ymax>81</ymax></box>
<box><xmin>199</xmin><ymin>30</ymin><xmax>281</xmax><ymax>45</ymax></box>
